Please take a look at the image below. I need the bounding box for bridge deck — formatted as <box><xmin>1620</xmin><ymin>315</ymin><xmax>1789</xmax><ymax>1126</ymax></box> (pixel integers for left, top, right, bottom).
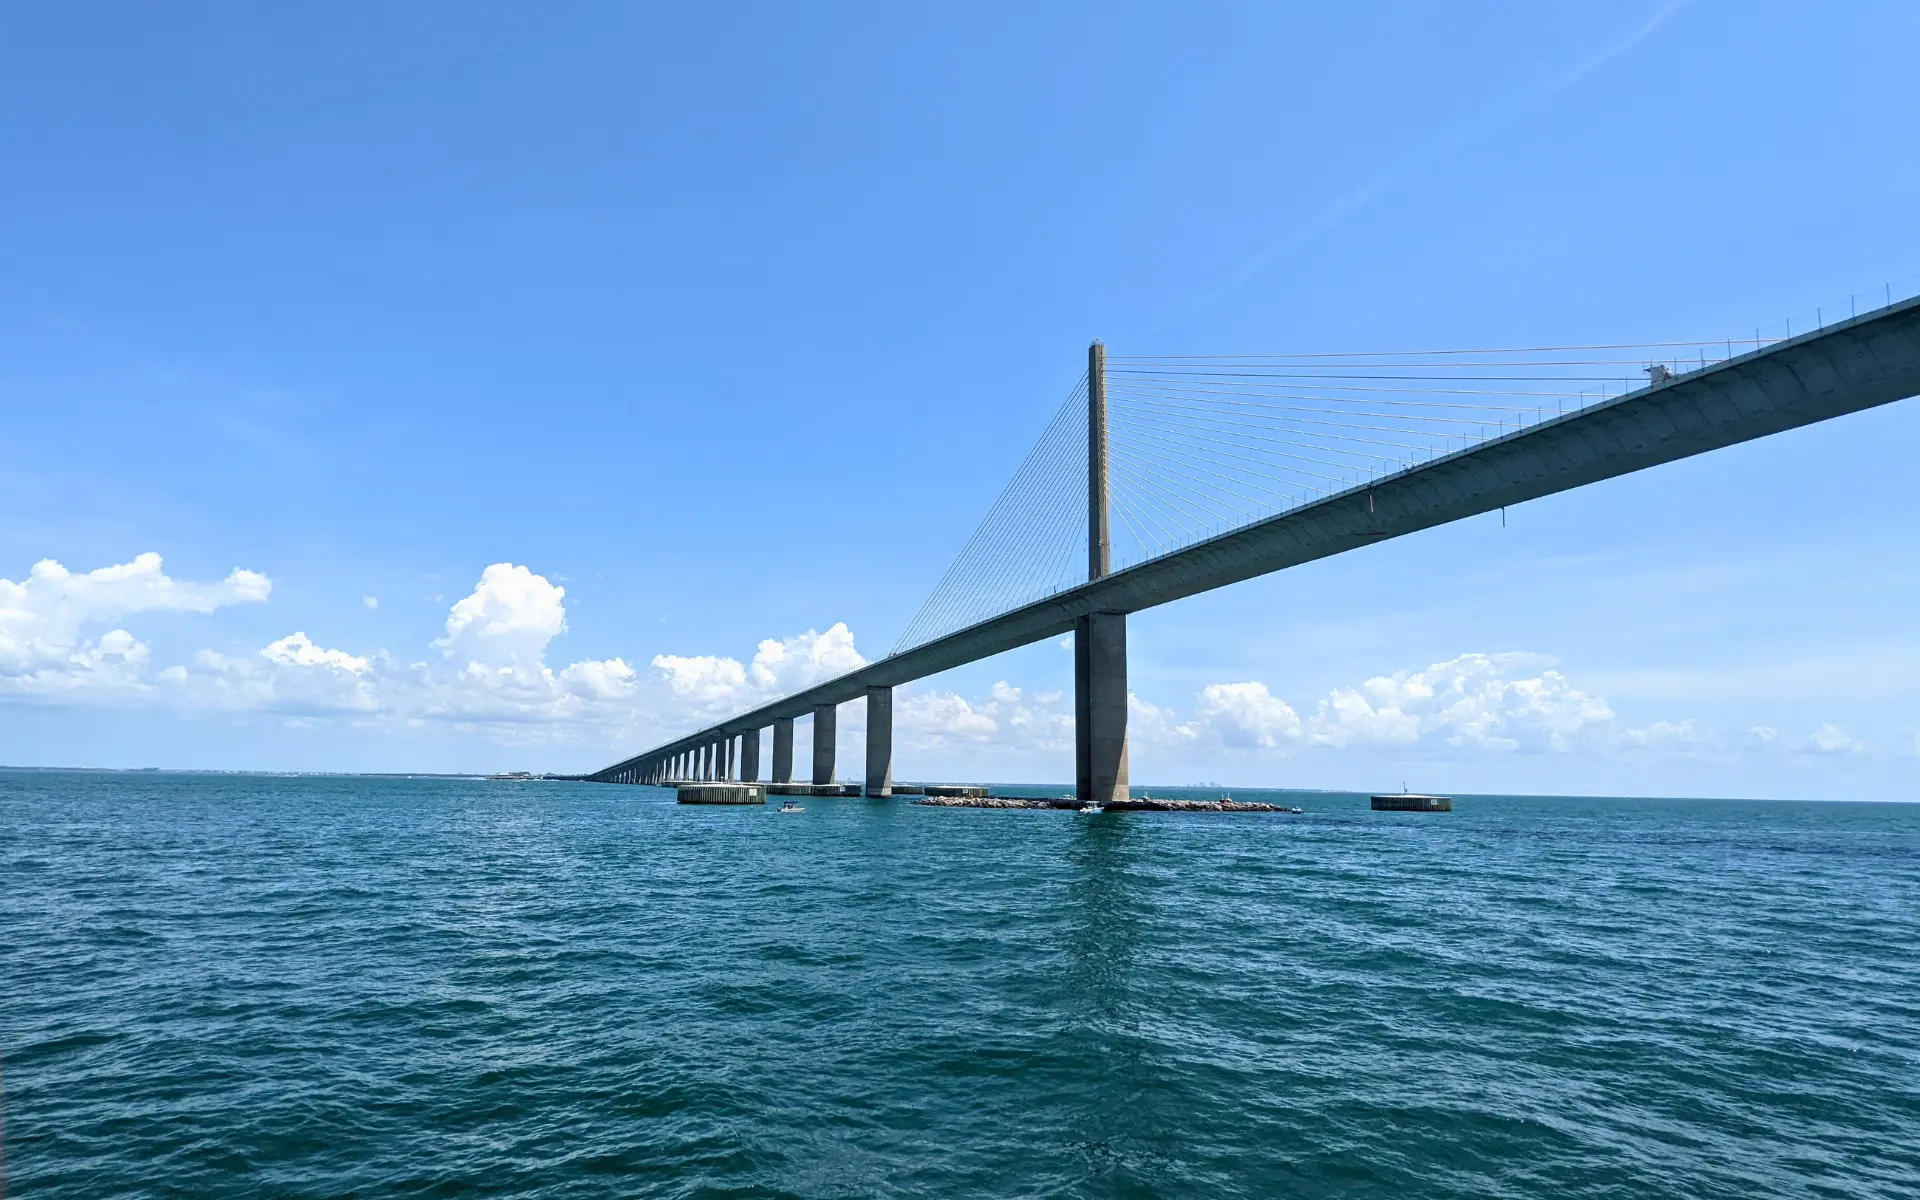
<box><xmin>596</xmin><ymin>296</ymin><xmax>1920</xmax><ymax>779</ymax></box>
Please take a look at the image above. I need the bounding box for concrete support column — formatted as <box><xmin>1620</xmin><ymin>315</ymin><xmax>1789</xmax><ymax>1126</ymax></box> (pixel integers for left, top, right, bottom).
<box><xmin>772</xmin><ymin>718</ymin><xmax>794</xmax><ymax>783</ymax></box>
<box><xmin>741</xmin><ymin>728</ymin><xmax>761</xmax><ymax>782</ymax></box>
<box><xmin>811</xmin><ymin>703</ymin><xmax>837</xmax><ymax>785</ymax></box>
<box><xmin>697</xmin><ymin>744</ymin><xmax>709</xmax><ymax>780</ymax></box>
<box><xmin>865</xmin><ymin>686</ymin><xmax>893</xmax><ymax>798</ymax></box>
<box><xmin>725</xmin><ymin>736</ymin><xmax>737</xmax><ymax>781</ymax></box>
<box><xmin>1075</xmin><ymin>611</ymin><xmax>1129</xmax><ymax>805</ymax></box>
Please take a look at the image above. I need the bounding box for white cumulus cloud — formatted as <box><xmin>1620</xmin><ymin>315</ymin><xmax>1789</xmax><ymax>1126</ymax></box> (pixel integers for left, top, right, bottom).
<box><xmin>438</xmin><ymin>563</ymin><xmax>567</xmax><ymax>667</ymax></box>
<box><xmin>3</xmin><ymin>552</ymin><xmax>1889</xmax><ymax>777</ymax></box>
<box><xmin>1306</xmin><ymin>652</ymin><xmax>1613</xmax><ymax>752</ymax></box>
<box><xmin>650</xmin><ymin>623</ymin><xmax>868</xmax><ymax>719</ymax></box>
<box><xmin>1195</xmin><ymin>681</ymin><xmax>1302</xmax><ymax>748</ymax></box>
<box><xmin>1804</xmin><ymin>723</ymin><xmax>1865</xmax><ymax>755</ymax></box>
<box><xmin>898</xmin><ymin>681</ymin><xmax>1072</xmax><ymax>753</ymax></box>
<box><xmin>0</xmin><ymin>553</ymin><xmax>270</xmax><ymax>697</ymax></box>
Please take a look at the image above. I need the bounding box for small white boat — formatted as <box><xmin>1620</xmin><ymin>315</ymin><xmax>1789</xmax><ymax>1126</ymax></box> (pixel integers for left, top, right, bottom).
<box><xmin>1078</xmin><ymin>803</ymin><xmax>1104</xmax><ymax>815</ymax></box>
<box><xmin>777</xmin><ymin>801</ymin><xmax>805</xmax><ymax>814</ymax></box>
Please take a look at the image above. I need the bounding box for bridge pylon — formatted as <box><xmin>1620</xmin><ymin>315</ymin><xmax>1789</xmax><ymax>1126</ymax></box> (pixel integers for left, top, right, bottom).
<box><xmin>1076</xmin><ymin>340</ymin><xmax>1129</xmax><ymax>805</ymax></box>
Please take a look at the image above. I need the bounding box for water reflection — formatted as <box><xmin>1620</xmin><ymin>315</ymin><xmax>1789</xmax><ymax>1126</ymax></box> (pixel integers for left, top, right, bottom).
<box><xmin>1057</xmin><ymin>816</ymin><xmax>1181</xmax><ymax>1182</ymax></box>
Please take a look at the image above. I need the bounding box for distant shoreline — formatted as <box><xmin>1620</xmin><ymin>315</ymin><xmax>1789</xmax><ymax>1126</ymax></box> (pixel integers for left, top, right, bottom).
<box><xmin>0</xmin><ymin>765</ymin><xmax>489</xmax><ymax>779</ymax></box>
<box><xmin>0</xmin><ymin>766</ymin><xmax>1913</xmax><ymax>804</ymax></box>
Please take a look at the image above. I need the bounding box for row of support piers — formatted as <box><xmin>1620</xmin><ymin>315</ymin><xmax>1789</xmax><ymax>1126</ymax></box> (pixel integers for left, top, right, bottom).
<box><xmin>609</xmin><ymin>340</ymin><xmax>1128</xmax><ymax>806</ymax></box>
<box><xmin>621</xmin><ymin>687</ymin><xmax>898</xmax><ymax>796</ymax></box>
<box><xmin>615</xmin><ymin>641</ymin><xmax>1117</xmax><ymax>801</ymax></box>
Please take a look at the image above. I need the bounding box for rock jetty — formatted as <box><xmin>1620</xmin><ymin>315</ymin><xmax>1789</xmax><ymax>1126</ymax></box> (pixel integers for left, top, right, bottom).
<box><xmin>913</xmin><ymin>796</ymin><xmax>1292</xmax><ymax>813</ymax></box>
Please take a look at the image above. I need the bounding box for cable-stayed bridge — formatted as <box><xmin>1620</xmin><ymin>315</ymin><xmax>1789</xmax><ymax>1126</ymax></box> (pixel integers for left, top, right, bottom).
<box><xmin>590</xmin><ymin>292</ymin><xmax>1920</xmax><ymax>800</ymax></box>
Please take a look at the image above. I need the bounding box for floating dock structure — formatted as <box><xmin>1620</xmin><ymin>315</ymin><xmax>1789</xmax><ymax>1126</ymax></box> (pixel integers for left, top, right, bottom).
<box><xmin>1371</xmin><ymin>793</ymin><xmax>1451</xmax><ymax>812</ymax></box>
<box><xmin>678</xmin><ymin>783</ymin><xmax>767</xmax><ymax>805</ymax></box>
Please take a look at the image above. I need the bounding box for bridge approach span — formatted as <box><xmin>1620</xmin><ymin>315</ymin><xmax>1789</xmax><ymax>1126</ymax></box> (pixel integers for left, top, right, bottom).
<box><xmin>592</xmin><ymin>296</ymin><xmax>1920</xmax><ymax>789</ymax></box>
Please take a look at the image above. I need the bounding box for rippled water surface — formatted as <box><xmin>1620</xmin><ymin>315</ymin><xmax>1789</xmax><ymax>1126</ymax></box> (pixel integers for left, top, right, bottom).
<box><xmin>3</xmin><ymin>771</ymin><xmax>1917</xmax><ymax>1197</ymax></box>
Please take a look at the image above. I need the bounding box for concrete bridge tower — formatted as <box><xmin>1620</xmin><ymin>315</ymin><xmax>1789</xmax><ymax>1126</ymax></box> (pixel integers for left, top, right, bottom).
<box><xmin>1076</xmin><ymin>340</ymin><xmax>1129</xmax><ymax>805</ymax></box>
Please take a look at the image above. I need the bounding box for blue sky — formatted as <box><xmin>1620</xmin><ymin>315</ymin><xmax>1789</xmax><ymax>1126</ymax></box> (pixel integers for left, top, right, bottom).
<box><xmin>3</xmin><ymin>2</ymin><xmax>1918</xmax><ymax>798</ymax></box>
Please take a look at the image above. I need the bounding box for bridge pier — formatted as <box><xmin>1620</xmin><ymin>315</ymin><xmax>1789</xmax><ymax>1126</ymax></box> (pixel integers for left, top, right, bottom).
<box><xmin>865</xmin><ymin>686</ymin><xmax>892</xmax><ymax>797</ymax></box>
<box><xmin>772</xmin><ymin>718</ymin><xmax>794</xmax><ymax>783</ymax></box>
<box><xmin>741</xmin><ymin>728</ymin><xmax>761</xmax><ymax>782</ymax></box>
<box><xmin>1075</xmin><ymin>612</ymin><xmax>1129</xmax><ymax>805</ymax></box>
<box><xmin>812</xmin><ymin>703</ymin><xmax>836</xmax><ymax>785</ymax></box>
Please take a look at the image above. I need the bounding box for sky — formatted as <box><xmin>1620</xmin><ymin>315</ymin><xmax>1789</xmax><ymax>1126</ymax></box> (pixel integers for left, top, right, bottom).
<box><xmin>3</xmin><ymin>1</ymin><xmax>1918</xmax><ymax>799</ymax></box>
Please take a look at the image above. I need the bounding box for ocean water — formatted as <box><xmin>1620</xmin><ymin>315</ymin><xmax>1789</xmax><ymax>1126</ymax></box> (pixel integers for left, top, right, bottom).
<box><xmin>2</xmin><ymin>771</ymin><xmax>1916</xmax><ymax>1198</ymax></box>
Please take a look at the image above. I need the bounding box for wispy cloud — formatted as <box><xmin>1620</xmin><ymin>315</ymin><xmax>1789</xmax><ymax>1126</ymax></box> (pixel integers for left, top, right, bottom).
<box><xmin>1187</xmin><ymin>1</ymin><xmax>1688</xmax><ymax>315</ymax></box>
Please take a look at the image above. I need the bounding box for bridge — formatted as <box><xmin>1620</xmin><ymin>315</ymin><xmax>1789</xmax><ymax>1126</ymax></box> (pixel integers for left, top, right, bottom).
<box><xmin>588</xmin><ymin>292</ymin><xmax>1920</xmax><ymax>801</ymax></box>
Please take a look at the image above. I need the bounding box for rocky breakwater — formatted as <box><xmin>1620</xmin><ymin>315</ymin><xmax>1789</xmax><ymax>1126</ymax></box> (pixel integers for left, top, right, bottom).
<box><xmin>913</xmin><ymin>796</ymin><xmax>1294</xmax><ymax>813</ymax></box>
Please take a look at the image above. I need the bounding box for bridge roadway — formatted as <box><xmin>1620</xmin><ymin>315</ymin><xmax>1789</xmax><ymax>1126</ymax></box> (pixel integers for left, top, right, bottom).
<box><xmin>591</xmin><ymin>295</ymin><xmax>1920</xmax><ymax>792</ymax></box>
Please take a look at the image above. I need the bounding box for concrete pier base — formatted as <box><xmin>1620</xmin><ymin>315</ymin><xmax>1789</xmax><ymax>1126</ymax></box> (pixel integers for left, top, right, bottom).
<box><xmin>811</xmin><ymin>703</ymin><xmax>836</xmax><ymax>785</ymax></box>
<box><xmin>772</xmin><ymin>717</ymin><xmax>794</xmax><ymax>784</ymax></box>
<box><xmin>1371</xmin><ymin>793</ymin><xmax>1451</xmax><ymax>812</ymax></box>
<box><xmin>865</xmin><ymin>685</ymin><xmax>892</xmax><ymax>798</ymax></box>
<box><xmin>922</xmin><ymin>784</ymin><xmax>989</xmax><ymax>798</ymax></box>
<box><xmin>1074</xmin><ymin>611</ymin><xmax>1129</xmax><ymax>806</ymax></box>
<box><xmin>740</xmin><ymin>728</ymin><xmax>761</xmax><ymax>782</ymax></box>
<box><xmin>767</xmin><ymin>782</ymin><xmax>860</xmax><ymax>797</ymax></box>
<box><xmin>677</xmin><ymin>783</ymin><xmax>767</xmax><ymax>805</ymax></box>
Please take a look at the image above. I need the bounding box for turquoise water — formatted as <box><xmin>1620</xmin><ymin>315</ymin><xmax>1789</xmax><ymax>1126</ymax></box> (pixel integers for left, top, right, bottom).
<box><xmin>2</xmin><ymin>771</ymin><xmax>1917</xmax><ymax>1197</ymax></box>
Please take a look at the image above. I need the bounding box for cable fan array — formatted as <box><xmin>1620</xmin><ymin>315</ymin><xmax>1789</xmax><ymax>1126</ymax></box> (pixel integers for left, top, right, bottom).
<box><xmin>894</xmin><ymin>336</ymin><xmax>1776</xmax><ymax>655</ymax></box>
<box><xmin>891</xmin><ymin>374</ymin><xmax>1090</xmax><ymax>655</ymax></box>
<box><xmin>1102</xmin><ymin>339</ymin><xmax>1764</xmax><ymax>571</ymax></box>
